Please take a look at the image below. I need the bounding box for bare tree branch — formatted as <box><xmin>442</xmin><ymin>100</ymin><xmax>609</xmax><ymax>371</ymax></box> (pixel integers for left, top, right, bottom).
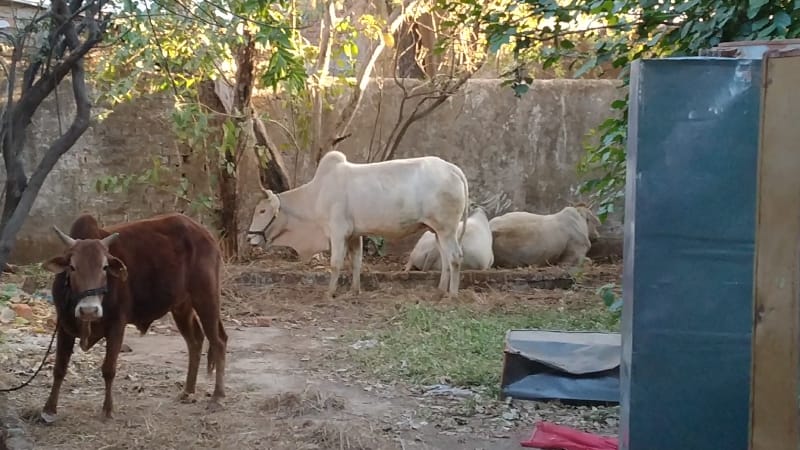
<box><xmin>0</xmin><ymin>0</ymin><xmax>109</xmax><ymax>271</ymax></box>
<box><xmin>382</xmin><ymin>72</ymin><xmax>476</xmax><ymax>162</ymax></box>
<box><xmin>0</xmin><ymin>2</ymin><xmax>98</xmax><ymax>266</ymax></box>
<box><xmin>379</xmin><ymin>18</ymin><xmax>485</xmax><ymax>162</ymax></box>
<box><xmin>310</xmin><ymin>0</ymin><xmax>335</xmax><ymax>163</ymax></box>
<box><xmin>314</xmin><ymin>0</ymin><xmax>421</xmax><ymax>163</ymax></box>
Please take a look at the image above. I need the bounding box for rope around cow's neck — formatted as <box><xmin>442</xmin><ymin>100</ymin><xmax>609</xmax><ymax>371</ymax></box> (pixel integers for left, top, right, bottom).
<box><xmin>0</xmin><ymin>322</ymin><xmax>58</xmax><ymax>393</ymax></box>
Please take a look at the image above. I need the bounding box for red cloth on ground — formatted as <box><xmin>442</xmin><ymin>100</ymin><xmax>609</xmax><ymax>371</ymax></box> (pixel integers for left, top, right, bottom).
<box><xmin>520</xmin><ymin>421</ymin><xmax>619</xmax><ymax>450</ymax></box>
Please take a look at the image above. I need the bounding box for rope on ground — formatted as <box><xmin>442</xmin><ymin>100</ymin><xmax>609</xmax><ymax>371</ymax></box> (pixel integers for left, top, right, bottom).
<box><xmin>0</xmin><ymin>324</ymin><xmax>57</xmax><ymax>393</ymax></box>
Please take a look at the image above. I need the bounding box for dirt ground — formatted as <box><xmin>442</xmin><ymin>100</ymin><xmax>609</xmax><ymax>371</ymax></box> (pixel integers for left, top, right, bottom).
<box><xmin>0</xmin><ymin>255</ymin><xmax>622</xmax><ymax>450</ymax></box>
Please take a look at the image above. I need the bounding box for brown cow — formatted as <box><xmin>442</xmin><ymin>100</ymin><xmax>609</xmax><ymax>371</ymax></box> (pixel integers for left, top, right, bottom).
<box><xmin>40</xmin><ymin>213</ymin><xmax>227</xmax><ymax>422</ymax></box>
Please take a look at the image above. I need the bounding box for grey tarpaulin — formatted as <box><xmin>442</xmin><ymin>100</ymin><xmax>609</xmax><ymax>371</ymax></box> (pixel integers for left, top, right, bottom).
<box><xmin>500</xmin><ymin>330</ymin><xmax>620</xmax><ymax>404</ymax></box>
<box><xmin>621</xmin><ymin>57</ymin><xmax>760</xmax><ymax>450</ymax></box>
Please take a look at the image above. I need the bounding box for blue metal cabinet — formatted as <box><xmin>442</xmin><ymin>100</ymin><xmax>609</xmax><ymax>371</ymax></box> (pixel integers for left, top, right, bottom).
<box><xmin>621</xmin><ymin>57</ymin><xmax>761</xmax><ymax>450</ymax></box>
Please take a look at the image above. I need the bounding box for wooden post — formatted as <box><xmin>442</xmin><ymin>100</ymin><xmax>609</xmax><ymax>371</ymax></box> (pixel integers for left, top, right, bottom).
<box><xmin>749</xmin><ymin>49</ymin><xmax>800</xmax><ymax>450</ymax></box>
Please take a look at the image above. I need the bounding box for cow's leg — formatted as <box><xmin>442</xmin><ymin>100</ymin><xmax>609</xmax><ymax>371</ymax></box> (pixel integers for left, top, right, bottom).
<box><xmin>41</xmin><ymin>327</ymin><xmax>75</xmax><ymax>423</ymax></box>
<box><xmin>347</xmin><ymin>235</ymin><xmax>363</xmax><ymax>295</ymax></box>
<box><xmin>101</xmin><ymin>322</ymin><xmax>125</xmax><ymax>420</ymax></box>
<box><xmin>327</xmin><ymin>233</ymin><xmax>347</xmax><ymax>299</ymax></box>
<box><xmin>190</xmin><ymin>274</ymin><xmax>227</xmax><ymax>412</ymax></box>
<box><xmin>560</xmin><ymin>245</ymin><xmax>590</xmax><ymax>267</ymax></box>
<box><xmin>171</xmin><ymin>305</ymin><xmax>204</xmax><ymax>401</ymax></box>
<box><xmin>558</xmin><ymin>235</ymin><xmax>591</xmax><ymax>266</ymax></box>
<box><xmin>433</xmin><ymin>233</ymin><xmax>450</xmax><ymax>293</ymax></box>
<box><xmin>440</xmin><ymin>232</ymin><xmax>464</xmax><ymax>296</ymax></box>
<box><xmin>403</xmin><ymin>253</ymin><xmax>416</xmax><ymax>272</ymax></box>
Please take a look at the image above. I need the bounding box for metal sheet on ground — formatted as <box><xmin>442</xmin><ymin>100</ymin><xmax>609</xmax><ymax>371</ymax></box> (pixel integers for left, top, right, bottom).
<box><xmin>500</xmin><ymin>330</ymin><xmax>621</xmax><ymax>404</ymax></box>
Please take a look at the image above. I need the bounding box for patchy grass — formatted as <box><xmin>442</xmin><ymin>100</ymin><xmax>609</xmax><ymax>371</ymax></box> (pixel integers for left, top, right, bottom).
<box><xmin>349</xmin><ymin>302</ymin><xmax>619</xmax><ymax>393</ymax></box>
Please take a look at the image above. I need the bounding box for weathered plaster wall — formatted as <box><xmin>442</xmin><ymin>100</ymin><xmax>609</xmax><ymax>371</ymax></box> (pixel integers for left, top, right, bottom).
<box><xmin>2</xmin><ymin>77</ymin><xmax>624</xmax><ymax>264</ymax></box>
<box><xmin>259</xmin><ymin>78</ymin><xmax>625</xmax><ymax>253</ymax></box>
<box><xmin>2</xmin><ymin>82</ymin><xmax>213</xmax><ymax>263</ymax></box>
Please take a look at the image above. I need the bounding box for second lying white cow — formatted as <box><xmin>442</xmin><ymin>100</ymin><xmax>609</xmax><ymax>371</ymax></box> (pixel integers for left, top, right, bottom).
<box><xmin>247</xmin><ymin>151</ymin><xmax>470</xmax><ymax>297</ymax></box>
<box><xmin>404</xmin><ymin>207</ymin><xmax>494</xmax><ymax>272</ymax></box>
<box><xmin>490</xmin><ymin>205</ymin><xmax>600</xmax><ymax>268</ymax></box>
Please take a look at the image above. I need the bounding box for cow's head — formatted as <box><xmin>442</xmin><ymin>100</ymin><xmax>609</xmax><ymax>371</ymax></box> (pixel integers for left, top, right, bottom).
<box><xmin>247</xmin><ymin>186</ymin><xmax>282</xmax><ymax>247</ymax></box>
<box><xmin>42</xmin><ymin>227</ymin><xmax>128</xmax><ymax>322</ymax></box>
<box><xmin>574</xmin><ymin>203</ymin><xmax>601</xmax><ymax>242</ymax></box>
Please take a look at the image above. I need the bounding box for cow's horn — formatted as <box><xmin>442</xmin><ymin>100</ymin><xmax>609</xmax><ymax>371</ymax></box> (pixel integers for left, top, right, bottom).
<box><xmin>260</xmin><ymin>184</ymin><xmax>271</xmax><ymax>197</ymax></box>
<box><xmin>52</xmin><ymin>226</ymin><xmax>76</xmax><ymax>248</ymax></box>
<box><xmin>266</xmin><ymin>190</ymin><xmax>280</xmax><ymax>211</ymax></box>
<box><xmin>100</xmin><ymin>232</ymin><xmax>120</xmax><ymax>248</ymax></box>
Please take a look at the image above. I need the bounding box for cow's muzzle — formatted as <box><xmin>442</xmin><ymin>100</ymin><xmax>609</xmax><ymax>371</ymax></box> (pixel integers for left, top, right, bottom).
<box><xmin>69</xmin><ymin>284</ymin><xmax>108</xmax><ymax>322</ymax></box>
<box><xmin>247</xmin><ymin>215</ymin><xmax>277</xmax><ymax>246</ymax></box>
<box><xmin>247</xmin><ymin>229</ymin><xmax>268</xmax><ymax>246</ymax></box>
<box><xmin>75</xmin><ymin>296</ymin><xmax>104</xmax><ymax>321</ymax></box>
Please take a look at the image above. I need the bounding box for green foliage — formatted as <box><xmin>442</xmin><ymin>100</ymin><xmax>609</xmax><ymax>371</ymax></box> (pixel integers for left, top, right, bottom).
<box><xmin>93</xmin><ymin>0</ymin><xmax>402</xmax><ymax>207</ymax></box>
<box><xmin>94</xmin><ymin>157</ymin><xmax>216</xmax><ymax>215</ymax></box>
<box><xmin>94</xmin><ymin>157</ymin><xmax>164</xmax><ymax>194</ymax></box>
<box><xmin>93</xmin><ymin>0</ymin><xmax>310</xmax><ymax>203</ymax></box>
<box><xmin>364</xmin><ymin>235</ymin><xmax>386</xmax><ymax>257</ymax></box>
<box><xmin>465</xmin><ymin>0</ymin><xmax>800</xmax><ymax>221</ymax></box>
<box><xmin>597</xmin><ymin>282</ymin><xmax>623</xmax><ymax>322</ymax></box>
<box><xmin>96</xmin><ymin>0</ymin><xmax>307</xmax><ymax>103</ymax></box>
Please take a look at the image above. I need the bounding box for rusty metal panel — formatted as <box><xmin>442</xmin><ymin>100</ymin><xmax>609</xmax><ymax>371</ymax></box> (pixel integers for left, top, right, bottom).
<box><xmin>701</xmin><ymin>39</ymin><xmax>800</xmax><ymax>58</ymax></box>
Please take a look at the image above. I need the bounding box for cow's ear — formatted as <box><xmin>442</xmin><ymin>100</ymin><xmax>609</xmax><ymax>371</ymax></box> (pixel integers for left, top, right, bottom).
<box><xmin>107</xmin><ymin>255</ymin><xmax>128</xmax><ymax>281</ymax></box>
<box><xmin>266</xmin><ymin>190</ymin><xmax>280</xmax><ymax>212</ymax></box>
<box><xmin>43</xmin><ymin>255</ymin><xmax>69</xmax><ymax>274</ymax></box>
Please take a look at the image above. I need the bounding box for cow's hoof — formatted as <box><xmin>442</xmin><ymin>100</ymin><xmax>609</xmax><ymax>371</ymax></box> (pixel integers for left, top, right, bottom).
<box><xmin>177</xmin><ymin>391</ymin><xmax>197</xmax><ymax>403</ymax></box>
<box><xmin>100</xmin><ymin>411</ymin><xmax>114</xmax><ymax>422</ymax></box>
<box><xmin>206</xmin><ymin>399</ymin><xmax>224</xmax><ymax>413</ymax></box>
<box><xmin>39</xmin><ymin>410</ymin><xmax>57</xmax><ymax>424</ymax></box>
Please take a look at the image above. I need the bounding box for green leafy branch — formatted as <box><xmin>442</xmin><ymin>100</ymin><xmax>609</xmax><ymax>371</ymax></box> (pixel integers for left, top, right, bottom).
<box><xmin>464</xmin><ymin>0</ymin><xmax>800</xmax><ymax>221</ymax></box>
<box><xmin>597</xmin><ymin>282</ymin><xmax>622</xmax><ymax>323</ymax></box>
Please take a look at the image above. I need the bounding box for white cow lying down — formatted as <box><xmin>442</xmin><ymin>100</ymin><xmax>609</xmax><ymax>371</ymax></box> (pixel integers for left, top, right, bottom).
<box><xmin>247</xmin><ymin>150</ymin><xmax>470</xmax><ymax>297</ymax></box>
<box><xmin>404</xmin><ymin>207</ymin><xmax>493</xmax><ymax>272</ymax></box>
<box><xmin>489</xmin><ymin>205</ymin><xmax>600</xmax><ymax>268</ymax></box>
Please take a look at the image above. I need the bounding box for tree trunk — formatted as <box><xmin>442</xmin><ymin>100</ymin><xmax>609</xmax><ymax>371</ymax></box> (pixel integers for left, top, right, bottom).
<box><xmin>0</xmin><ymin>0</ymin><xmax>102</xmax><ymax>273</ymax></box>
<box><xmin>1</xmin><ymin>167</ymin><xmax>26</xmax><ymax>229</ymax></box>
<box><xmin>212</xmin><ymin>32</ymin><xmax>255</xmax><ymax>259</ymax></box>
<box><xmin>252</xmin><ymin>116</ymin><xmax>291</xmax><ymax>192</ymax></box>
<box><xmin>217</xmin><ymin>167</ymin><xmax>238</xmax><ymax>258</ymax></box>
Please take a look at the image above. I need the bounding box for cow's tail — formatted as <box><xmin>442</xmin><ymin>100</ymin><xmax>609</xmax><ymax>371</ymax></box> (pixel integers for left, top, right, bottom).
<box><xmin>207</xmin><ymin>343</ymin><xmax>215</xmax><ymax>376</ymax></box>
<box><xmin>456</xmin><ymin>168</ymin><xmax>469</xmax><ymax>247</ymax></box>
<box><xmin>207</xmin><ymin>318</ymin><xmax>226</xmax><ymax>376</ymax></box>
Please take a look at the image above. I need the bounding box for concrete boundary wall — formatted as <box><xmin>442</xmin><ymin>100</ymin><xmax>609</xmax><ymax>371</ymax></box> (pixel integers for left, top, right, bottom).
<box><xmin>1</xmin><ymin>78</ymin><xmax>624</xmax><ymax>264</ymax></box>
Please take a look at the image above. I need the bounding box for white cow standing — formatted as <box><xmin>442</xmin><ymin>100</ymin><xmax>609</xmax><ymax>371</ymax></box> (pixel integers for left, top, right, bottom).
<box><xmin>247</xmin><ymin>150</ymin><xmax>470</xmax><ymax>298</ymax></box>
<box><xmin>489</xmin><ymin>204</ymin><xmax>600</xmax><ymax>268</ymax></box>
<box><xmin>404</xmin><ymin>206</ymin><xmax>494</xmax><ymax>272</ymax></box>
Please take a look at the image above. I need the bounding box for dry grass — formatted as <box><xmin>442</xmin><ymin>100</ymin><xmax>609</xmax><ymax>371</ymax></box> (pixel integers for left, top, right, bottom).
<box><xmin>1</xmin><ymin>256</ymin><xmax>623</xmax><ymax>450</ymax></box>
<box><xmin>262</xmin><ymin>388</ymin><xmax>346</xmax><ymax>418</ymax></box>
<box><xmin>285</xmin><ymin>420</ymin><xmax>390</xmax><ymax>450</ymax></box>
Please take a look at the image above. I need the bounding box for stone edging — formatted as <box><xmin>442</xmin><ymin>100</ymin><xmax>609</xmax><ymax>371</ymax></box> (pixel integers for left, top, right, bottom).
<box><xmin>232</xmin><ymin>268</ymin><xmax>575</xmax><ymax>291</ymax></box>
